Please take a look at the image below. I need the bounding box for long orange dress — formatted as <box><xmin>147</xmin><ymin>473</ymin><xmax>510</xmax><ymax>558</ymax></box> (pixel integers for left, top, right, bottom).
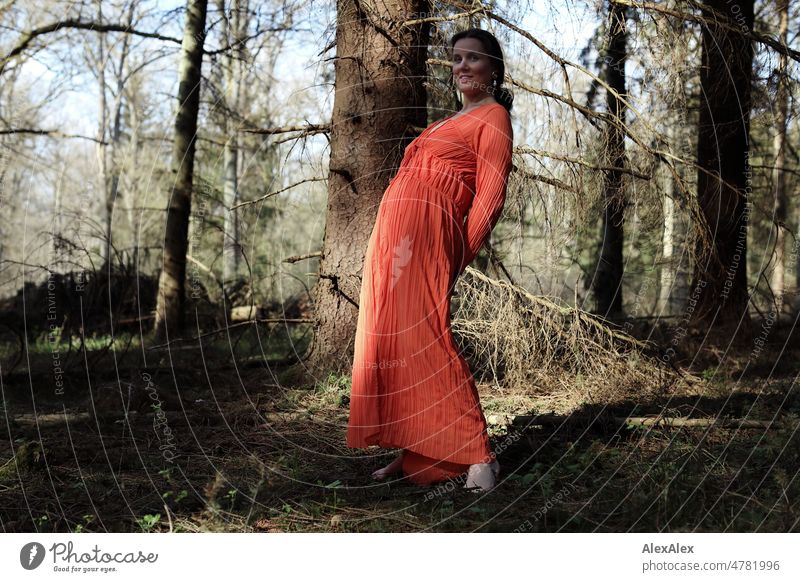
<box><xmin>346</xmin><ymin>102</ymin><xmax>513</xmax><ymax>485</ymax></box>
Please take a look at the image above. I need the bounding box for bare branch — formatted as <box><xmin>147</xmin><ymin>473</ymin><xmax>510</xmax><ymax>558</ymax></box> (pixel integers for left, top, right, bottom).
<box><xmin>0</xmin><ymin>19</ymin><xmax>183</xmax><ymax>74</ymax></box>
<box><xmin>231</xmin><ymin>177</ymin><xmax>327</xmax><ymax>210</ymax></box>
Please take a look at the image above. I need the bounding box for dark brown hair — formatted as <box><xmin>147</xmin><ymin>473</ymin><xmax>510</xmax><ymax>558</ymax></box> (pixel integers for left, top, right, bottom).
<box><xmin>450</xmin><ymin>28</ymin><xmax>513</xmax><ymax>113</ymax></box>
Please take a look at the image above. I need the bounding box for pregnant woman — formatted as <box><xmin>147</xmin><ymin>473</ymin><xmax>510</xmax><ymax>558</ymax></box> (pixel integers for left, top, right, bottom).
<box><xmin>346</xmin><ymin>28</ymin><xmax>514</xmax><ymax>492</ymax></box>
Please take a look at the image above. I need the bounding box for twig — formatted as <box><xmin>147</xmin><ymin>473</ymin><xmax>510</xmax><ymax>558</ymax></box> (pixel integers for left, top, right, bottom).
<box><xmin>232</xmin><ymin>177</ymin><xmax>327</xmax><ymax>210</ymax></box>
<box><xmin>284</xmin><ymin>251</ymin><xmax>322</xmax><ymax>264</ymax></box>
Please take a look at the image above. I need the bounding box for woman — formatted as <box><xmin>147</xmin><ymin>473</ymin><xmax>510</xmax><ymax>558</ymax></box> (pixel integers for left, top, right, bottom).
<box><xmin>346</xmin><ymin>28</ymin><xmax>514</xmax><ymax>492</ymax></box>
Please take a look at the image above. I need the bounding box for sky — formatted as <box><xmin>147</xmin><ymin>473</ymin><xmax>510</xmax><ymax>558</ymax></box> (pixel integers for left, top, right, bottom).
<box><xmin>18</xmin><ymin>1</ymin><xmax>601</xmax><ymax>137</ymax></box>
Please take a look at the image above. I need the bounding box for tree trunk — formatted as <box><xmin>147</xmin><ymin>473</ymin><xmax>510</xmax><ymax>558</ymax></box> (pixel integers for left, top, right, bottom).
<box><xmin>659</xmin><ymin>124</ymin><xmax>690</xmax><ymax>314</ymax></box>
<box><xmin>219</xmin><ymin>0</ymin><xmax>246</xmax><ymax>285</ymax></box>
<box><xmin>123</xmin><ymin>81</ymin><xmax>141</xmax><ymax>268</ymax></box>
<box><xmin>592</xmin><ymin>1</ymin><xmax>627</xmax><ymax>318</ymax></box>
<box><xmin>770</xmin><ymin>0</ymin><xmax>789</xmax><ymax>315</ymax></box>
<box><xmin>689</xmin><ymin>0</ymin><xmax>754</xmax><ymax>338</ymax></box>
<box><xmin>93</xmin><ymin>1</ymin><xmax>135</xmax><ymax>271</ymax></box>
<box><xmin>153</xmin><ymin>0</ymin><xmax>208</xmax><ymax>341</ymax></box>
<box><xmin>52</xmin><ymin>159</ymin><xmax>67</xmax><ymax>272</ymax></box>
<box><xmin>95</xmin><ymin>0</ymin><xmax>111</xmax><ymax>268</ymax></box>
<box><xmin>107</xmin><ymin>2</ymin><xmax>135</xmax><ymax>270</ymax></box>
<box><xmin>304</xmin><ymin>0</ymin><xmax>431</xmax><ymax>374</ymax></box>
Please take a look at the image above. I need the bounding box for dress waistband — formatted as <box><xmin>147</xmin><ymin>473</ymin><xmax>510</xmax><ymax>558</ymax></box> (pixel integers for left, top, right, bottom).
<box><xmin>394</xmin><ymin>146</ymin><xmax>472</xmax><ymax>215</ymax></box>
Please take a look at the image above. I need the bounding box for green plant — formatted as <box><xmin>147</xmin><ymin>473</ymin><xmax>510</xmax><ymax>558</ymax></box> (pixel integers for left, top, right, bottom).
<box><xmin>162</xmin><ymin>489</ymin><xmax>188</xmax><ymax>505</ymax></box>
<box><xmin>72</xmin><ymin>514</ymin><xmax>95</xmax><ymax>533</ymax></box>
<box><xmin>138</xmin><ymin>513</ymin><xmax>161</xmax><ymax>531</ymax></box>
<box><xmin>34</xmin><ymin>515</ymin><xmax>49</xmax><ymax>529</ymax></box>
<box><xmin>225</xmin><ymin>488</ymin><xmax>238</xmax><ymax>510</ymax></box>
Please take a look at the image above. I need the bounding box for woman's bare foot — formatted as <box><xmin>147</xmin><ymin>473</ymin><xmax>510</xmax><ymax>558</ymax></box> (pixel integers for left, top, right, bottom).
<box><xmin>372</xmin><ymin>450</ymin><xmax>406</xmax><ymax>480</ymax></box>
<box><xmin>464</xmin><ymin>459</ymin><xmax>500</xmax><ymax>492</ymax></box>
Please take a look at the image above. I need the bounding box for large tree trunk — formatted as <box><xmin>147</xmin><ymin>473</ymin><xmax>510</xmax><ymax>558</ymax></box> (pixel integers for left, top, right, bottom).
<box><xmin>592</xmin><ymin>0</ymin><xmax>627</xmax><ymax>318</ymax></box>
<box><xmin>770</xmin><ymin>0</ymin><xmax>790</xmax><ymax>315</ymax></box>
<box><xmin>153</xmin><ymin>0</ymin><xmax>208</xmax><ymax>341</ymax></box>
<box><xmin>689</xmin><ymin>0</ymin><xmax>754</xmax><ymax>338</ymax></box>
<box><xmin>304</xmin><ymin>0</ymin><xmax>431</xmax><ymax>374</ymax></box>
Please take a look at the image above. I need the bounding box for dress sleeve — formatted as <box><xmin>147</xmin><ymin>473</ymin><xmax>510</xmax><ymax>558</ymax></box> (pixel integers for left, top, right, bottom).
<box><xmin>459</xmin><ymin>107</ymin><xmax>513</xmax><ymax>273</ymax></box>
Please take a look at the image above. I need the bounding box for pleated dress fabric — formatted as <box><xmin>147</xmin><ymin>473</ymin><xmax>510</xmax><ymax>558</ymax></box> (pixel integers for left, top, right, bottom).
<box><xmin>346</xmin><ymin>102</ymin><xmax>513</xmax><ymax>485</ymax></box>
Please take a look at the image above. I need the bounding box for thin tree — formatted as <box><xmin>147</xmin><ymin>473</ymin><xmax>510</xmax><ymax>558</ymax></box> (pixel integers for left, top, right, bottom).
<box><xmin>770</xmin><ymin>0</ymin><xmax>790</xmax><ymax>314</ymax></box>
<box><xmin>592</xmin><ymin>0</ymin><xmax>628</xmax><ymax>318</ymax></box>
<box><xmin>92</xmin><ymin>0</ymin><xmax>137</xmax><ymax>270</ymax></box>
<box><xmin>153</xmin><ymin>0</ymin><xmax>209</xmax><ymax>341</ymax></box>
<box><xmin>217</xmin><ymin>0</ymin><xmax>247</xmax><ymax>285</ymax></box>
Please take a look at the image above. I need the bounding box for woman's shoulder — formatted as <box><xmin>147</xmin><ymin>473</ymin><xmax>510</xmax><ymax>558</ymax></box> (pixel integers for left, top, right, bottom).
<box><xmin>471</xmin><ymin>103</ymin><xmax>513</xmax><ymax>142</ymax></box>
<box><xmin>479</xmin><ymin>102</ymin><xmax>511</xmax><ymax>123</ymax></box>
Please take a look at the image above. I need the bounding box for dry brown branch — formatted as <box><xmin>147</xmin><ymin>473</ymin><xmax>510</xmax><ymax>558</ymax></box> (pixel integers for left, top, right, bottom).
<box><xmin>487</xmin><ymin>412</ymin><xmax>777</xmax><ymax>430</ymax></box>
<box><xmin>0</xmin><ymin>19</ymin><xmax>182</xmax><ymax>74</ymax></box>
<box><xmin>611</xmin><ymin>0</ymin><xmax>800</xmax><ymax>62</ymax></box>
<box><xmin>399</xmin><ymin>5</ymin><xmax>485</xmax><ymax>27</ymax></box>
<box><xmin>0</xmin><ymin>128</ymin><xmax>108</xmax><ymax>144</ymax></box>
<box><xmin>452</xmin><ymin>267</ymin><xmax>680</xmax><ymax>406</ymax></box>
<box><xmin>147</xmin><ymin>317</ymin><xmax>315</xmax><ymax>350</ymax></box>
<box><xmin>516</xmin><ymin>168</ymin><xmax>580</xmax><ymax>193</ymax></box>
<box><xmin>284</xmin><ymin>251</ymin><xmax>322</xmax><ymax>264</ymax></box>
<box><xmin>516</xmin><ymin>146</ymin><xmax>651</xmax><ymax>181</ymax></box>
<box><xmin>241</xmin><ymin>123</ymin><xmax>329</xmax><ymax>136</ymax></box>
<box><xmin>232</xmin><ymin>177</ymin><xmax>327</xmax><ymax>210</ymax></box>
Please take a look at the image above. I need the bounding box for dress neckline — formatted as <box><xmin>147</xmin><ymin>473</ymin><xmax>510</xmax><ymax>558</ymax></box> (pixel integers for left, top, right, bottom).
<box><xmin>426</xmin><ymin>101</ymin><xmax>503</xmax><ymax>136</ymax></box>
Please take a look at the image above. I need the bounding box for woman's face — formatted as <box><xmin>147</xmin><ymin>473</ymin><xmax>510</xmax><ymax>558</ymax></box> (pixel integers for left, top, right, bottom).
<box><xmin>451</xmin><ymin>38</ymin><xmax>497</xmax><ymax>101</ymax></box>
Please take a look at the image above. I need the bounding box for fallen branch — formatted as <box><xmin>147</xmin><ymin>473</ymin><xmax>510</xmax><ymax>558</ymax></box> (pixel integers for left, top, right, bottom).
<box><xmin>487</xmin><ymin>413</ymin><xmax>777</xmax><ymax>430</ymax></box>
<box><xmin>146</xmin><ymin>317</ymin><xmax>315</xmax><ymax>350</ymax></box>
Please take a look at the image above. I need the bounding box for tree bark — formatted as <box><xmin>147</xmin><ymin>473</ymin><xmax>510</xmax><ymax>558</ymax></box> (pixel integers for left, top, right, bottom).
<box><xmin>95</xmin><ymin>0</ymin><xmax>110</xmax><ymax>267</ymax></box>
<box><xmin>689</xmin><ymin>0</ymin><xmax>754</xmax><ymax>338</ymax></box>
<box><xmin>303</xmin><ymin>0</ymin><xmax>431</xmax><ymax>374</ymax></box>
<box><xmin>153</xmin><ymin>0</ymin><xmax>208</xmax><ymax>341</ymax></box>
<box><xmin>592</xmin><ymin>0</ymin><xmax>628</xmax><ymax>318</ymax></box>
<box><xmin>659</xmin><ymin>124</ymin><xmax>691</xmax><ymax>315</ymax></box>
<box><xmin>219</xmin><ymin>0</ymin><xmax>246</xmax><ymax>285</ymax></box>
<box><xmin>770</xmin><ymin>0</ymin><xmax>790</xmax><ymax>314</ymax></box>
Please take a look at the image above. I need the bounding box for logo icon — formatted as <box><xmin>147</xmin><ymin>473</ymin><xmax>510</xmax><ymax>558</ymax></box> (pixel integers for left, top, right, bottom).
<box><xmin>20</xmin><ymin>542</ymin><xmax>46</xmax><ymax>570</ymax></box>
<box><xmin>391</xmin><ymin>235</ymin><xmax>413</xmax><ymax>290</ymax></box>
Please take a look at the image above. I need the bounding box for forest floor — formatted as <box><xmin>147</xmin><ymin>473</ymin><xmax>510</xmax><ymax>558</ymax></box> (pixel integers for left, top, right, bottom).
<box><xmin>1</xmin><ymin>320</ymin><xmax>799</xmax><ymax>533</ymax></box>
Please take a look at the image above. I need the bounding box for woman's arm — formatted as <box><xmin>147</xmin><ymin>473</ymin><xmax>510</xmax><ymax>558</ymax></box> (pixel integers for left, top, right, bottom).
<box><xmin>459</xmin><ymin>107</ymin><xmax>513</xmax><ymax>274</ymax></box>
